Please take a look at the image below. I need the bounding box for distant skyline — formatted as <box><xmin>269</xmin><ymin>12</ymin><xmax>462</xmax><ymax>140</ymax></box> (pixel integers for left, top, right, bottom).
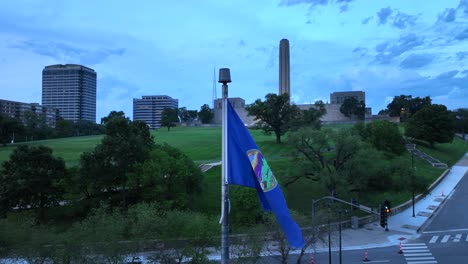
<box><xmin>1</xmin><ymin>0</ymin><xmax>467</xmax><ymax>121</ymax></box>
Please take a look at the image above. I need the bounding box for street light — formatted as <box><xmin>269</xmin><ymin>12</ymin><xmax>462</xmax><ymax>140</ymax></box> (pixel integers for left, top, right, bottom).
<box><xmin>412</xmin><ymin>151</ymin><xmax>415</xmax><ymax>217</ymax></box>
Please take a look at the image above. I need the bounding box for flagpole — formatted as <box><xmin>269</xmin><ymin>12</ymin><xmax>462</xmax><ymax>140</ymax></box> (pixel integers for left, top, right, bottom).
<box><xmin>219</xmin><ymin>68</ymin><xmax>231</xmax><ymax>264</ymax></box>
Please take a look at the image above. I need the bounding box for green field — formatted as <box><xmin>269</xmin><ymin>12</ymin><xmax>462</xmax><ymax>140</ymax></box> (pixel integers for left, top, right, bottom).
<box><xmin>0</xmin><ymin>126</ymin><xmax>467</xmax><ymax>216</ymax></box>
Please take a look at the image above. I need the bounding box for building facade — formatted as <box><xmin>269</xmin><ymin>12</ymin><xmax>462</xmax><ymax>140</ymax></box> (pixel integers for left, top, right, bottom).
<box><xmin>133</xmin><ymin>95</ymin><xmax>179</xmax><ymax>129</ymax></box>
<box><xmin>0</xmin><ymin>99</ymin><xmax>58</xmax><ymax>127</ymax></box>
<box><xmin>279</xmin><ymin>39</ymin><xmax>290</xmax><ymax>96</ymax></box>
<box><xmin>330</xmin><ymin>91</ymin><xmax>365</xmax><ymax>105</ymax></box>
<box><xmin>212</xmin><ymin>97</ymin><xmax>254</xmax><ymax>125</ymax></box>
<box><xmin>42</xmin><ymin>64</ymin><xmax>97</xmax><ymax>122</ymax></box>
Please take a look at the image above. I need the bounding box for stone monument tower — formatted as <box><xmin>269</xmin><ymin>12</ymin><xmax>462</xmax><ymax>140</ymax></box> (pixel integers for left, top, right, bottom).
<box><xmin>279</xmin><ymin>39</ymin><xmax>290</xmax><ymax>96</ymax></box>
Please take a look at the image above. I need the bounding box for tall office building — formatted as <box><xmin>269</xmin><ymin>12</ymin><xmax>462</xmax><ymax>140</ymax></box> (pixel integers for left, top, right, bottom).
<box><xmin>133</xmin><ymin>95</ymin><xmax>179</xmax><ymax>129</ymax></box>
<box><xmin>279</xmin><ymin>39</ymin><xmax>290</xmax><ymax>96</ymax></box>
<box><xmin>42</xmin><ymin>64</ymin><xmax>97</xmax><ymax>122</ymax></box>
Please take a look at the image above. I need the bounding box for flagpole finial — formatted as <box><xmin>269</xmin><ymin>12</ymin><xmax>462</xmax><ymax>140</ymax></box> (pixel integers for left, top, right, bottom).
<box><xmin>218</xmin><ymin>68</ymin><xmax>231</xmax><ymax>84</ymax></box>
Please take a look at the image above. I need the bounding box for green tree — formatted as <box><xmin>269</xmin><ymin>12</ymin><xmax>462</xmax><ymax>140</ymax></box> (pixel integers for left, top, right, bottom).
<box><xmin>386</xmin><ymin>95</ymin><xmax>431</xmax><ymax>120</ymax></box>
<box><xmin>339</xmin><ymin>97</ymin><xmax>365</xmax><ymax>120</ymax></box>
<box><xmin>100</xmin><ymin>110</ymin><xmax>126</xmax><ymax>125</ymax></box>
<box><xmin>188</xmin><ymin>110</ymin><xmax>199</xmax><ymax>121</ymax></box>
<box><xmin>289</xmin><ymin>101</ymin><xmax>326</xmax><ymax>131</ymax></box>
<box><xmin>178</xmin><ymin>107</ymin><xmax>189</xmax><ymax>122</ymax></box>
<box><xmin>23</xmin><ymin>110</ymin><xmax>50</xmax><ymax>141</ymax></box>
<box><xmin>378</xmin><ymin>109</ymin><xmax>390</xmax><ymax>115</ymax></box>
<box><xmin>161</xmin><ymin>107</ymin><xmax>179</xmax><ymax>131</ymax></box>
<box><xmin>73</xmin><ymin>120</ymin><xmax>104</xmax><ymax>136</ymax></box>
<box><xmin>354</xmin><ymin>120</ymin><xmax>406</xmax><ymax>155</ymax></box>
<box><xmin>198</xmin><ymin>104</ymin><xmax>213</xmax><ymax>124</ymax></box>
<box><xmin>454</xmin><ymin>109</ymin><xmax>468</xmax><ymax>140</ymax></box>
<box><xmin>246</xmin><ymin>93</ymin><xmax>300</xmax><ymax>143</ymax></box>
<box><xmin>286</xmin><ymin>128</ymin><xmax>362</xmax><ymax>192</ymax></box>
<box><xmin>55</xmin><ymin>119</ymin><xmax>74</xmax><ymax>138</ymax></box>
<box><xmin>0</xmin><ymin>114</ymin><xmax>23</xmax><ymax>145</ymax></box>
<box><xmin>405</xmin><ymin>104</ymin><xmax>454</xmax><ymax>147</ymax></box>
<box><xmin>79</xmin><ymin>112</ymin><xmax>154</xmax><ymax>208</ymax></box>
<box><xmin>130</xmin><ymin>143</ymin><xmax>203</xmax><ymax>210</ymax></box>
<box><xmin>0</xmin><ymin>145</ymin><xmax>66</xmax><ymax>221</ymax></box>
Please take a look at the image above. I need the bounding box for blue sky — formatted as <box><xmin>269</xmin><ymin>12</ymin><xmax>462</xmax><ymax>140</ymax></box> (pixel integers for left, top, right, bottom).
<box><xmin>1</xmin><ymin>0</ymin><xmax>467</xmax><ymax>121</ymax></box>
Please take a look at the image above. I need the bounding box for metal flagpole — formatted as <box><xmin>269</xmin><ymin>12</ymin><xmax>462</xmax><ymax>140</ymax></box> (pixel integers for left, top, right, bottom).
<box><xmin>219</xmin><ymin>68</ymin><xmax>231</xmax><ymax>264</ymax></box>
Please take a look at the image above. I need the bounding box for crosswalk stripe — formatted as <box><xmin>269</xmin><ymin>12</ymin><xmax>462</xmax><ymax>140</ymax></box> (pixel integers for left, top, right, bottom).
<box><xmin>405</xmin><ymin>249</ymin><xmax>430</xmax><ymax>253</ymax></box>
<box><xmin>405</xmin><ymin>243</ymin><xmax>426</xmax><ymax>246</ymax></box>
<box><xmin>406</xmin><ymin>257</ymin><xmax>435</xmax><ymax>260</ymax></box>
<box><xmin>407</xmin><ymin>261</ymin><xmax>437</xmax><ymax>264</ymax></box>
<box><xmin>454</xmin><ymin>234</ymin><xmax>461</xmax><ymax>242</ymax></box>
<box><xmin>441</xmin><ymin>235</ymin><xmax>450</xmax><ymax>243</ymax></box>
<box><xmin>403</xmin><ymin>246</ymin><xmax>428</xmax><ymax>249</ymax></box>
<box><xmin>429</xmin><ymin>235</ymin><xmax>438</xmax><ymax>243</ymax></box>
<box><xmin>404</xmin><ymin>253</ymin><xmax>433</xmax><ymax>257</ymax></box>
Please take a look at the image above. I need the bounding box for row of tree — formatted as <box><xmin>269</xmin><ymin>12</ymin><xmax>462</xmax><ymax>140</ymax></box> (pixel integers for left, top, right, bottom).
<box><xmin>160</xmin><ymin>104</ymin><xmax>215</xmax><ymax>130</ymax></box>
<box><xmin>246</xmin><ymin>93</ymin><xmax>461</xmax><ymax>147</ymax></box>
<box><xmin>0</xmin><ymin>103</ymin><xmax>217</xmax><ymax>144</ymax></box>
<box><xmin>0</xmin><ymin>113</ymin><xmax>104</xmax><ymax>146</ymax></box>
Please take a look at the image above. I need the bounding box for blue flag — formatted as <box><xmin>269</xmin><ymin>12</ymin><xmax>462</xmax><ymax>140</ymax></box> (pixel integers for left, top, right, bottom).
<box><xmin>227</xmin><ymin>101</ymin><xmax>304</xmax><ymax>248</ymax></box>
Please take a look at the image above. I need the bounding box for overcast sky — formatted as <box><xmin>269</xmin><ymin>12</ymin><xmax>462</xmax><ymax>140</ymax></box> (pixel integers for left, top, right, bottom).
<box><xmin>1</xmin><ymin>0</ymin><xmax>467</xmax><ymax>121</ymax></box>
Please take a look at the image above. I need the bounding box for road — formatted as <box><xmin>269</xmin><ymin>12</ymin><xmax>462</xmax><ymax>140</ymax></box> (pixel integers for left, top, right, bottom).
<box><xmin>257</xmin><ymin>246</ymin><xmax>408</xmax><ymax>263</ymax></box>
<box><xmin>258</xmin><ymin>169</ymin><xmax>468</xmax><ymax>264</ymax></box>
<box><xmin>406</xmin><ymin>169</ymin><xmax>468</xmax><ymax>264</ymax></box>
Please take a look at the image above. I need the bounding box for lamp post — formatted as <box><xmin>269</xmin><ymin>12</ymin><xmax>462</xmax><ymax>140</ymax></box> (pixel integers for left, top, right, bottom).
<box><xmin>219</xmin><ymin>68</ymin><xmax>231</xmax><ymax>264</ymax></box>
<box><xmin>328</xmin><ymin>208</ymin><xmax>332</xmax><ymax>264</ymax></box>
<box><xmin>411</xmin><ymin>151</ymin><xmax>415</xmax><ymax>218</ymax></box>
<box><xmin>339</xmin><ymin>209</ymin><xmax>343</xmax><ymax>264</ymax></box>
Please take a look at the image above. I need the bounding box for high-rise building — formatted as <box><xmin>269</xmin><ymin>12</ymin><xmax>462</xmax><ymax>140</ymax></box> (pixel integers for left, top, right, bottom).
<box><xmin>42</xmin><ymin>64</ymin><xmax>97</xmax><ymax>122</ymax></box>
<box><xmin>279</xmin><ymin>39</ymin><xmax>290</xmax><ymax>96</ymax></box>
<box><xmin>133</xmin><ymin>95</ymin><xmax>179</xmax><ymax>129</ymax></box>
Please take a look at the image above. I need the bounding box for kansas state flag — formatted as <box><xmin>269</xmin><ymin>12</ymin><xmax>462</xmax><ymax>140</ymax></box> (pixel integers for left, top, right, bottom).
<box><xmin>227</xmin><ymin>101</ymin><xmax>304</xmax><ymax>248</ymax></box>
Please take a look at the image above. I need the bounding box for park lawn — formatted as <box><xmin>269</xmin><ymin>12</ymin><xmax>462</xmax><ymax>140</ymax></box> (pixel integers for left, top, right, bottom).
<box><xmin>153</xmin><ymin>126</ymin><xmax>294</xmax><ymax>164</ymax></box>
<box><xmin>0</xmin><ymin>136</ymin><xmax>103</xmax><ymax>166</ymax></box>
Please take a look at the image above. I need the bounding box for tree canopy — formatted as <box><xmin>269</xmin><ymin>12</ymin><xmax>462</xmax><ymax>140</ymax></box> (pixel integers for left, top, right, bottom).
<box><xmin>454</xmin><ymin>109</ymin><xmax>468</xmax><ymax>139</ymax></box>
<box><xmin>0</xmin><ymin>145</ymin><xmax>66</xmax><ymax>220</ymax></box>
<box><xmin>353</xmin><ymin>120</ymin><xmax>406</xmax><ymax>155</ymax></box>
<box><xmin>0</xmin><ymin>114</ymin><xmax>23</xmax><ymax>146</ymax></box>
<box><xmin>246</xmin><ymin>93</ymin><xmax>300</xmax><ymax>143</ymax></box>
<box><xmin>198</xmin><ymin>104</ymin><xmax>213</xmax><ymax>124</ymax></box>
<box><xmin>161</xmin><ymin>107</ymin><xmax>179</xmax><ymax>131</ymax></box>
<box><xmin>79</xmin><ymin>112</ymin><xmax>154</xmax><ymax>206</ymax></box>
<box><xmin>339</xmin><ymin>97</ymin><xmax>365</xmax><ymax>120</ymax></box>
<box><xmin>405</xmin><ymin>104</ymin><xmax>454</xmax><ymax>147</ymax></box>
<box><xmin>130</xmin><ymin>143</ymin><xmax>203</xmax><ymax>210</ymax></box>
<box><xmin>289</xmin><ymin>101</ymin><xmax>326</xmax><ymax>131</ymax></box>
<box><xmin>386</xmin><ymin>95</ymin><xmax>432</xmax><ymax>120</ymax></box>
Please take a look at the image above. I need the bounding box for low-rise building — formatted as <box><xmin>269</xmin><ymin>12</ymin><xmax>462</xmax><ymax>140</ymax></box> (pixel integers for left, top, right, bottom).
<box><xmin>0</xmin><ymin>99</ymin><xmax>59</xmax><ymax>127</ymax></box>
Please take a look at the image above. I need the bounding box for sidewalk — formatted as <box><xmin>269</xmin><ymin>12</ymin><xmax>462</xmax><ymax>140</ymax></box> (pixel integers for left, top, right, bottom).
<box><xmin>311</xmin><ymin>152</ymin><xmax>468</xmax><ymax>253</ymax></box>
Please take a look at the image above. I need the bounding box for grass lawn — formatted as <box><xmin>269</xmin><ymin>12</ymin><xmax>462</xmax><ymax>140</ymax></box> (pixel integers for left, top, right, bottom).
<box><xmin>0</xmin><ymin>136</ymin><xmax>103</xmax><ymax>166</ymax></box>
<box><xmin>415</xmin><ymin>137</ymin><xmax>468</xmax><ymax>167</ymax></box>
